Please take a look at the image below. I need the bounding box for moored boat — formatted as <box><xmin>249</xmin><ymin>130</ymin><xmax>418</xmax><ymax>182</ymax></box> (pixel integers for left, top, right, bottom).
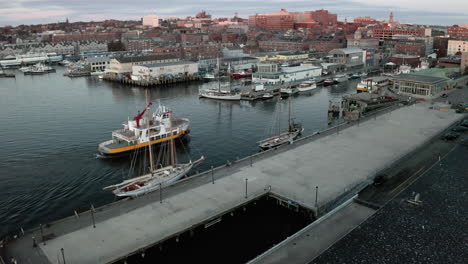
<box><xmin>297</xmin><ymin>80</ymin><xmax>317</xmax><ymax>94</ymax></box>
<box><xmin>258</xmin><ymin>97</ymin><xmax>303</xmax><ymax>150</ymax></box>
<box><xmin>280</xmin><ymin>87</ymin><xmax>298</xmax><ymax>97</ymax></box>
<box><xmin>231</xmin><ymin>71</ymin><xmax>252</xmax><ymax>79</ymax></box>
<box><xmin>333</xmin><ymin>74</ymin><xmax>348</xmax><ymax>83</ymax></box>
<box><xmin>323</xmin><ymin>78</ymin><xmax>335</xmax><ymax>86</ymax></box>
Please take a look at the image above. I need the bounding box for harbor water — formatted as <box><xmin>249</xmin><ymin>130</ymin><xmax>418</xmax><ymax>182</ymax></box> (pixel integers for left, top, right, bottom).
<box><xmin>0</xmin><ymin>67</ymin><xmax>359</xmax><ymax>236</ymax></box>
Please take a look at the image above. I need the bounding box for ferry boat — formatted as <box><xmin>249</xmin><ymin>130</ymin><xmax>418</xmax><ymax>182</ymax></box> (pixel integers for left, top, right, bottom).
<box><xmin>356</xmin><ymin>77</ymin><xmax>390</xmax><ymax>93</ymax></box>
<box><xmin>297</xmin><ymin>80</ymin><xmax>317</xmax><ymax>94</ymax></box>
<box><xmin>98</xmin><ymin>102</ymin><xmax>190</xmax><ymax>156</ymax></box>
<box><xmin>0</xmin><ymin>53</ymin><xmax>62</xmax><ymax>68</ymax></box>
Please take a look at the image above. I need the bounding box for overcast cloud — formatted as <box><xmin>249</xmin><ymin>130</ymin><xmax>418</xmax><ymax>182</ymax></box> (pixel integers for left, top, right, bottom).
<box><xmin>0</xmin><ymin>0</ymin><xmax>466</xmax><ymax>26</ymax></box>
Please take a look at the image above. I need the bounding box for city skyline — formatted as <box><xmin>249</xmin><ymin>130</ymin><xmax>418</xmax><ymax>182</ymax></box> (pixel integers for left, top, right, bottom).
<box><xmin>0</xmin><ymin>0</ymin><xmax>467</xmax><ymax>26</ymax></box>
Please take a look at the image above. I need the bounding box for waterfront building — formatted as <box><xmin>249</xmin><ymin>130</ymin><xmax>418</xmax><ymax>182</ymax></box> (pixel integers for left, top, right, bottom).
<box><xmin>437</xmin><ymin>56</ymin><xmax>461</xmax><ymax>68</ymax></box>
<box><xmin>394</xmin><ymin>68</ymin><xmax>468</xmax><ymax>98</ymax></box>
<box><xmin>221</xmin><ymin>56</ymin><xmax>259</xmax><ymax>71</ymax></box>
<box><xmin>387</xmin><ymin>54</ymin><xmax>421</xmax><ymax>67</ymax></box>
<box><xmin>252</xmin><ymin>63</ymin><xmax>322</xmax><ymax>84</ymax></box>
<box><xmin>132</xmin><ymin>60</ymin><xmax>198</xmax><ymax>80</ymax></box>
<box><xmin>447</xmin><ymin>40</ymin><xmax>468</xmax><ymax>55</ymax></box>
<box><xmin>105</xmin><ymin>55</ymin><xmax>178</xmax><ymax>76</ymax></box>
<box><xmin>84</xmin><ymin>55</ymin><xmax>112</xmax><ymax>72</ymax></box>
<box><xmin>328</xmin><ymin>48</ymin><xmax>364</xmax><ymax>70</ymax></box>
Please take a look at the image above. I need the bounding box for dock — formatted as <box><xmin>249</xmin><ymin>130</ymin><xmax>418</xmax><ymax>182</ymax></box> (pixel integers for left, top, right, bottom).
<box><xmin>2</xmin><ymin>100</ymin><xmax>465</xmax><ymax>264</ymax></box>
<box><xmin>103</xmin><ymin>75</ymin><xmax>202</xmax><ymax>87</ymax></box>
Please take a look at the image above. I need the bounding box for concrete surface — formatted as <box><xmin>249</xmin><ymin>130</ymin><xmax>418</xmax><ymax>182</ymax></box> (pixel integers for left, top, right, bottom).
<box><xmin>254</xmin><ymin>202</ymin><xmax>375</xmax><ymax>264</ymax></box>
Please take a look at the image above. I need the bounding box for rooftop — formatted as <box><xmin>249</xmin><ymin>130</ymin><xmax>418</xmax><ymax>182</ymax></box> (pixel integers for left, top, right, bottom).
<box><xmin>394</xmin><ymin>73</ymin><xmax>448</xmax><ymax>84</ymax></box>
<box><xmin>141</xmin><ymin>60</ymin><xmax>197</xmax><ymax>67</ymax></box>
<box><xmin>329</xmin><ymin>48</ymin><xmax>363</xmax><ymax>54</ymax></box>
<box><xmin>115</xmin><ymin>54</ymin><xmax>175</xmax><ymax>63</ymax></box>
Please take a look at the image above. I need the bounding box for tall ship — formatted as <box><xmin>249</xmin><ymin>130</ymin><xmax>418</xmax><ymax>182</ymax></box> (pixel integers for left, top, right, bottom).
<box><xmin>258</xmin><ymin>97</ymin><xmax>303</xmax><ymax>150</ymax></box>
<box><xmin>104</xmin><ymin>91</ymin><xmax>204</xmax><ymax>197</ymax></box>
<box><xmin>98</xmin><ymin>102</ymin><xmax>190</xmax><ymax>156</ymax></box>
<box><xmin>199</xmin><ymin>59</ymin><xmax>241</xmax><ymax>101</ymax></box>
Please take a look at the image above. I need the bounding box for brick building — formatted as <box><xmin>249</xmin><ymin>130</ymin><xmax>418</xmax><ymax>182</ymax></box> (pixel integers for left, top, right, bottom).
<box><xmin>448</xmin><ymin>25</ymin><xmax>468</xmax><ymax>40</ymax></box>
<box><xmin>353</xmin><ymin>16</ymin><xmax>378</xmax><ymax>25</ymax></box>
<box><xmin>371</xmin><ymin>28</ymin><xmax>429</xmax><ymax>39</ymax></box>
<box><xmin>461</xmin><ymin>52</ymin><xmax>468</xmax><ymax>72</ymax></box>
<box><xmin>258</xmin><ymin>40</ymin><xmax>308</xmax><ymax>51</ymax></box>
<box><xmin>395</xmin><ymin>41</ymin><xmax>426</xmax><ymax>57</ymax></box>
<box><xmin>305</xmin><ymin>9</ymin><xmax>337</xmax><ymax>25</ymax></box>
<box><xmin>309</xmin><ymin>41</ymin><xmax>345</xmax><ymax>55</ymax></box>
<box><xmin>52</xmin><ymin>32</ymin><xmax>121</xmax><ymax>42</ymax></box>
<box><xmin>249</xmin><ymin>9</ymin><xmax>295</xmax><ymax>30</ymax></box>
<box><xmin>433</xmin><ymin>36</ymin><xmax>449</xmax><ymax>57</ymax></box>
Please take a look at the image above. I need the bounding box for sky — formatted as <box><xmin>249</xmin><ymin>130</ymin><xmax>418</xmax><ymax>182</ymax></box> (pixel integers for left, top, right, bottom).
<box><xmin>0</xmin><ymin>0</ymin><xmax>467</xmax><ymax>26</ymax></box>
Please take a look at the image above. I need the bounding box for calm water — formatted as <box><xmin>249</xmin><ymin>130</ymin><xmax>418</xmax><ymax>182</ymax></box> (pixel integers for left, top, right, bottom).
<box><xmin>0</xmin><ymin>67</ymin><xmax>358</xmax><ymax>236</ymax></box>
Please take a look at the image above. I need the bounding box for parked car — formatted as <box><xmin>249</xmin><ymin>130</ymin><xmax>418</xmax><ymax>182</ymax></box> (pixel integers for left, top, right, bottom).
<box><xmin>441</xmin><ymin>131</ymin><xmax>461</xmax><ymax>140</ymax></box>
<box><xmin>451</xmin><ymin>126</ymin><xmax>468</xmax><ymax>132</ymax></box>
<box><xmin>441</xmin><ymin>93</ymin><xmax>448</xmax><ymax>98</ymax></box>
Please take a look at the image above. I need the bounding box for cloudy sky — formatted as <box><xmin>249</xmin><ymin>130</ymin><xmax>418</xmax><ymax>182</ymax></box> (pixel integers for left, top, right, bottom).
<box><xmin>0</xmin><ymin>0</ymin><xmax>467</xmax><ymax>26</ymax></box>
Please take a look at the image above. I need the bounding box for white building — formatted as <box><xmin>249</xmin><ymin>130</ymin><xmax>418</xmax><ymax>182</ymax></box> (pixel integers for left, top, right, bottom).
<box><xmin>132</xmin><ymin>61</ymin><xmax>198</xmax><ymax>80</ymax></box>
<box><xmin>447</xmin><ymin>40</ymin><xmax>468</xmax><ymax>55</ymax></box>
<box><xmin>142</xmin><ymin>15</ymin><xmax>160</xmax><ymax>28</ymax></box>
<box><xmin>252</xmin><ymin>64</ymin><xmax>322</xmax><ymax>85</ymax></box>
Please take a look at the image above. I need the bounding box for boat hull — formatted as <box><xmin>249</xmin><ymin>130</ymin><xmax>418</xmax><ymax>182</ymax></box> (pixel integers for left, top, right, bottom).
<box><xmin>199</xmin><ymin>92</ymin><xmax>241</xmax><ymax>101</ymax></box>
<box><xmin>98</xmin><ymin>129</ymin><xmax>189</xmax><ymax>157</ymax></box>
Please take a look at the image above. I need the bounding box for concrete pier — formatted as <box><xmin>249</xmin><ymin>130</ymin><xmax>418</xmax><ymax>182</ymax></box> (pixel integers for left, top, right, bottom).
<box><xmin>3</xmin><ymin>101</ymin><xmax>465</xmax><ymax>264</ymax></box>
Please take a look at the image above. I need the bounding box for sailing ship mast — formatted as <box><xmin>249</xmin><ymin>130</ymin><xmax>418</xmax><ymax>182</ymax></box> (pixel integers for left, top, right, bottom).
<box><xmin>169</xmin><ymin>112</ymin><xmax>176</xmax><ymax>167</ymax></box>
<box><xmin>217</xmin><ymin>57</ymin><xmax>221</xmax><ymax>93</ymax></box>
<box><xmin>145</xmin><ymin>89</ymin><xmax>155</xmax><ymax>174</ymax></box>
<box><xmin>288</xmin><ymin>96</ymin><xmax>292</xmax><ymax>132</ymax></box>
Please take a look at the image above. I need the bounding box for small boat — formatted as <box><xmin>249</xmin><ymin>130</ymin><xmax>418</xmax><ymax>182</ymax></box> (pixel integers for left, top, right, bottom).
<box><xmin>297</xmin><ymin>80</ymin><xmax>317</xmax><ymax>94</ymax></box>
<box><xmin>280</xmin><ymin>87</ymin><xmax>298</xmax><ymax>97</ymax></box>
<box><xmin>203</xmin><ymin>73</ymin><xmax>216</xmax><ymax>82</ymax></box>
<box><xmin>333</xmin><ymin>74</ymin><xmax>348</xmax><ymax>83</ymax></box>
<box><xmin>360</xmin><ymin>72</ymin><xmax>368</xmax><ymax>77</ymax></box>
<box><xmin>0</xmin><ymin>69</ymin><xmax>15</xmax><ymax>78</ymax></box>
<box><xmin>231</xmin><ymin>71</ymin><xmax>252</xmax><ymax>79</ymax></box>
<box><xmin>104</xmin><ymin>90</ymin><xmax>204</xmax><ymax>197</ymax></box>
<box><xmin>262</xmin><ymin>92</ymin><xmax>274</xmax><ymax>100</ymax></box>
<box><xmin>323</xmin><ymin>78</ymin><xmax>335</xmax><ymax>86</ymax></box>
<box><xmin>350</xmin><ymin>73</ymin><xmax>361</xmax><ymax>79</ymax></box>
<box><xmin>258</xmin><ymin>97</ymin><xmax>303</xmax><ymax>150</ymax></box>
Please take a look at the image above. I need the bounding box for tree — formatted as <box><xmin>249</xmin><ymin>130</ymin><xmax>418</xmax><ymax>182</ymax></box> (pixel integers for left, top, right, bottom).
<box><xmin>108</xmin><ymin>41</ymin><xmax>126</xmax><ymax>52</ymax></box>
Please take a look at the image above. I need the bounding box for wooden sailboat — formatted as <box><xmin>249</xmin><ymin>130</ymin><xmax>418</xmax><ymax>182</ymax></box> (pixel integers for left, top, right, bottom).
<box><xmin>257</xmin><ymin>96</ymin><xmax>303</xmax><ymax>150</ymax></box>
<box><xmin>104</xmin><ymin>90</ymin><xmax>204</xmax><ymax>197</ymax></box>
<box><xmin>199</xmin><ymin>58</ymin><xmax>241</xmax><ymax>101</ymax></box>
